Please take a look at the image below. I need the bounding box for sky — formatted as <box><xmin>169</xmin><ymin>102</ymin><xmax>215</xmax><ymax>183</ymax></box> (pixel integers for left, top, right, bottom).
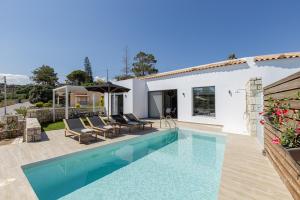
<box><xmin>0</xmin><ymin>0</ymin><xmax>300</xmax><ymax>84</ymax></box>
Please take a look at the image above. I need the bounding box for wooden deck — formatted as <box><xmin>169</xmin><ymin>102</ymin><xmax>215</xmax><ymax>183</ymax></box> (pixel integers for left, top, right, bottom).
<box><xmin>0</xmin><ymin>120</ymin><xmax>293</xmax><ymax>200</ymax></box>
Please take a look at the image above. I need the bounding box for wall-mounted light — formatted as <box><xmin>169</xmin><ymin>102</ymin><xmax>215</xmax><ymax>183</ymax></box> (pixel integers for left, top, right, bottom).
<box><xmin>182</xmin><ymin>92</ymin><xmax>185</xmax><ymax>97</ymax></box>
<box><xmin>124</xmin><ymin>94</ymin><xmax>127</xmax><ymax>98</ymax></box>
<box><xmin>228</xmin><ymin>90</ymin><xmax>232</xmax><ymax>97</ymax></box>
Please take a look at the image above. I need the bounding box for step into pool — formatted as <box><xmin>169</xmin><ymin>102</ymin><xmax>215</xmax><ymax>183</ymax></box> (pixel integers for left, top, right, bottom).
<box><xmin>22</xmin><ymin>129</ymin><xmax>226</xmax><ymax>200</ymax></box>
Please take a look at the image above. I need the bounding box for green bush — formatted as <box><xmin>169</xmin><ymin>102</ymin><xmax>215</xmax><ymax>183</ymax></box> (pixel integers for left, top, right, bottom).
<box><xmin>35</xmin><ymin>102</ymin><xmax>44</xmax><ymax>108</ymax></box>
<box><xmin>43</xmin><ymin>102</ymin><xmax>52</xmax><ymax>107</ymax></box>
<box><xmin>75</xmin><ymin>103</ymin><xmax>81</xmax><ymax>108</ymax></box>
<box><xmin>15</xmin><ymin>106</ymin><xmax>28</xmax><ymax>117</ymax></box>
<box><xmin>29</xmin><ymin>85</ymin><xmax>53</xmax><ymax>103</ymax></box>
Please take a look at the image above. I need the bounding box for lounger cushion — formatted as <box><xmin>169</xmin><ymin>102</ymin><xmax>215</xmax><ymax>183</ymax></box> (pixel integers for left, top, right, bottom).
<box><xmin>124</xmin><ymin>113</ymin><xmax>153</xmax><ymax>125</ymax></box>
<box><xmin>127</xmin><ymin>121</ymin><xmax>140</xmax><ymax>125</ymax></box>
<box><xmin>104</xmin><ymin>125</ymin><xmax>113</xmax><ymax>129</ymax></box>
<box><xmin>70</xmin><ymin>128</ymin><xmax>92</xmax><ymax>135</ymax></box>
<box><xmin>81</xmin><ymin>128</ymin><xmax>93</xmax><ymax>133</ymax></box>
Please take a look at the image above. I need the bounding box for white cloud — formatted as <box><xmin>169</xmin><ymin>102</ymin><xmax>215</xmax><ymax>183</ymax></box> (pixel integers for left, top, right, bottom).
<box><xmin>94</xmin><ymin>76</ymin><xmax>106</xmax><ymax>82</ymax></box>
<box><xmin>0</xmin><ymin>74</ymin><xmax>31</xmax><ymax>85</ymax></box>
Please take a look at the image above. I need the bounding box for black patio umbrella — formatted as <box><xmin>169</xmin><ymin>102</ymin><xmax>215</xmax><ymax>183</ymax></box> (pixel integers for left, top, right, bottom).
<box><xmin>85</xmin><ymin>82</ymin><xmax>130</xmax><ymax>121</ymax></box>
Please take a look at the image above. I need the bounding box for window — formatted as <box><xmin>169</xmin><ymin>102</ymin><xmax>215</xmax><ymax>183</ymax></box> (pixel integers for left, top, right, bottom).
<box><xmin>193</xmin><ymin>86</ymin><xmax>215</xmax><ymax>117</ymax></box>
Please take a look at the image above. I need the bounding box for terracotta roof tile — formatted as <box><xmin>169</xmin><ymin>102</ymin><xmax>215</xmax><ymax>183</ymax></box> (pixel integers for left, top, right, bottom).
<box><xmin>139</xmin><ymin>51</ymin><xmax>300</xmax><ymax>80</ymax></box>
<box><xmin>254</xmin><ymin>52</ymin><xmax>300</xmax><ymax>61</ymax></box>
<box><xmin>140</xmin><ymin>59</ymin><xmax>246</xmax><ymax>80</ymax></box>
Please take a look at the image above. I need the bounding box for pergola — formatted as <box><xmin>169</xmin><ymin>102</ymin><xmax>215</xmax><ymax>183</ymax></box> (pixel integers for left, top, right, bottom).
<box><xmin>53</xmin><ymin>83</ymin><xmax>130</xmax><ymax>122</ymax></box>
<box><xmin>52</xmin><ymin>85</ymin><xmax>96</xmax><ymax>121</ymax></box>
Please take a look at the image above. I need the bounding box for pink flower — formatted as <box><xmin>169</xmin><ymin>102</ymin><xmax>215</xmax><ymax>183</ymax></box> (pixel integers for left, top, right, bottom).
<box><xmin>279</xmin><ymin>117</ymin><xmax>283</xmax><ymax>125</ymax></box>
<box><xmin>272</xmin><ymin>136</ymin><xmax>280</xmax><ymax>144</ymax></box>
<box><xmin>259</xmin><ymin>119</ymin><xmax>265</xmax><ymax>125</ymax></box>
<box><xmin>276</xmin><ymin>109</ymin><xmax>282</xmax><ymax>116</ymax></box>
<box><xmin>283</xmin><ymin>109</ymin><xmax>288</xmax><ymax>115</ymax></box>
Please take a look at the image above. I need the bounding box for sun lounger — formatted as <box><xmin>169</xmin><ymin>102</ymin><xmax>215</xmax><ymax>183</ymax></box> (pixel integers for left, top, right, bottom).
<box><xmin>63</xmin><ymin>118</ymin><xmax>96</xmax><ymax>143</ymax></box>
<box><xmin>124</xmin><ymin>113</ymin><xmax>154</xmax><ymax>129</ymax></box>
<box><xmin>110</xmin><ymin>114</ymin><xmax>140</xmax><ymax>133</ymax></box>
<box><xmin>86</xmin><ymin>116</ymin><xmax>118</xmax><ymax>138</ymax></box>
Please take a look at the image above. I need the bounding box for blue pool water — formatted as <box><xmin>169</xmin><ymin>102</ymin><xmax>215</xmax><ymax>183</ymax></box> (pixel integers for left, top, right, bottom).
<box><xmin>22</xmin><ymin>129</ymin><xmax>226</xmax><ymax>200</ymax></box>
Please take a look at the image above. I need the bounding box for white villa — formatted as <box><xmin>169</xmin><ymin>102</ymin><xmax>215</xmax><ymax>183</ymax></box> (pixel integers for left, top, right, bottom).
<box><xmin>2</xmin><ymin>52</ymin><xmax>300</xmax><ymax>200</ymax></box>
<box><xmin>106</xmin><ymin>52</ymin><xmax>300</xmax><ymax>136</ymax></box>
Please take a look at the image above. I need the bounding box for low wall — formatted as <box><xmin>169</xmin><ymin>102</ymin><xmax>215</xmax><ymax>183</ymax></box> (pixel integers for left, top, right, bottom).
<box><xmin>0</xmin><ymin>115</ymin><xmax>26</xmax><ymax>140</ymax></box>
<box><xmin>27</xmin><ymin>107</ymin><xmax>105</xmax><ymax>123</ymax></box>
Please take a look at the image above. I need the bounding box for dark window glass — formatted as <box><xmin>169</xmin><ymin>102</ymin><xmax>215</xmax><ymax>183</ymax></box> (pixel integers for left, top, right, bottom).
<box><xmin>193</xmin><ymin>86</ymin><xmax>215</xmax><ymax>117</ymax></box>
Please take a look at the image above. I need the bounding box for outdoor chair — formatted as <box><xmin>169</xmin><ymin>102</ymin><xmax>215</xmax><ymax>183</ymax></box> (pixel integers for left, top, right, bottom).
<box><xmin>86</xmin><ymin>116</ymin><xmax>119</xmax><ymax>138</ymax></box>
<box><xmin>63</xmin><ymin>118</ymin><xmax>98</xmax><ymax>143</ymax></box>
<box><xmin>110</xmin><ymin>114</ymin><xmax>140</xmax><ymax>133</ymax></box>
<box><xmin>124</xmin><ymin>113</ymin><xmax>154</xmax><ymax>129</ymax></box>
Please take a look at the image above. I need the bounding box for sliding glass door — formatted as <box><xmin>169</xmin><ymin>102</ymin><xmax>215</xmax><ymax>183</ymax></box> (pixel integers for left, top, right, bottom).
<box><xmin>148</xmin><ymin>90</ymin><xmax>178</xmax><ymax>118</ymax></box>
<box><xmin>111</xmin><ymin>94</ymin><xmax>124</xmax><ymax>115</ymax></box>
<box><xmin>148</xmin><ymin>91</ymin><xmax>163</xmax><ymax>118</ymax></box>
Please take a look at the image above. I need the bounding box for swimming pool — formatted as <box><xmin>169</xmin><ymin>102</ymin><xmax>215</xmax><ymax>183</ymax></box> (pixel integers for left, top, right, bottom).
<box><xmin>22</xmin><ymin>129</ymin><xmax>226</xmax><ymax>200</ymax></box>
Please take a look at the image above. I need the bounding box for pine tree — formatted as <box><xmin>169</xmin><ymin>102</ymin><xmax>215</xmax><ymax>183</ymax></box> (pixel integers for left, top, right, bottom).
<box><xmin>228</xmin><ymin>53</ymin><xmax>237</xmax><ymax>60</ymax></box>
<box><xmin>132</xmin><ymin>51</ymin><xmax>158</xmax><ymax>77</ymax></box>
<box><xmin>84</xmin><ymin>57</ymin><xmax>93</xmax><ymax>83</ymax></box>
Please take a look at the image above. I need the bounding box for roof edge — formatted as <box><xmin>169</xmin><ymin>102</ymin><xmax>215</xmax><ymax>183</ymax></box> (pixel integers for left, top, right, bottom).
<box><xmin>139</xmin><ymin>51</ymin><xmax>300</xmax><ymax>80</ymax></box>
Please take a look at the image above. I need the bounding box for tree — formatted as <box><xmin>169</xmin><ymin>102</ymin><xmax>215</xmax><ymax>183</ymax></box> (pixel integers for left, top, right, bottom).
<box><xmin>31</xmin><ymin>65</ymin><xmax>58</xmax><ymax>86</ymax></box>
<box><xmin>228</xmin><ymin>53</ymin><xmax>237</xmax><ymax>60</ymax></box>
<box><xmin>132</xmin><ymin>51</ymin><xmax>158</xmax><ymax>76</ymax></box>
<box><xmin>66</xmin><ymin>70</ymin><xmax>87</xmax><ymax>85</ymax></box>
<box><xmin>28</xmin><ymin>85</ymin><xmax>53</xmax><ymax>103</ymax></box>
<box><xmin>114</xmin><ymin>46</ymin><xmax>134</xmax><ymax>80</ymax></box>
<box><xmin>114</xmin><ymin>74</ymin><xmax>135</xmax><ymax>81</ymax></box>
<box><xmin>123</xmin><ymin>46</ymin><xmax>130</xmax><ymax>76</ymax></box>
<box><xmin>84</xmin><ymin>57</ymin><xmax>93</xmax><ymax>83</ymax></box>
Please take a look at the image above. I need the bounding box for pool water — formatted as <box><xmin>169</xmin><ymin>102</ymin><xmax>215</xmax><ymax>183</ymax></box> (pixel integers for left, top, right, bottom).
<box><xmin>22</xmin><ymin>129</ymin><xmax>226</xmax><ymax>200</ymax></box>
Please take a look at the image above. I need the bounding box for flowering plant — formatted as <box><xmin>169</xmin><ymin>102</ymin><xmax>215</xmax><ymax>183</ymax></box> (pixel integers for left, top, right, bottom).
<box><xmin>260</xmin><ymin>95</ymin><xmax>300</xmax><ymax>148</ymax></box>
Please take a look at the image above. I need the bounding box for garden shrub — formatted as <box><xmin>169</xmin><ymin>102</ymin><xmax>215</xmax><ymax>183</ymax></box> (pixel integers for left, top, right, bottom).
<box><xmin>29</xmin><ymin>85</ymin><xmax>53</xmax><ymax>103</ymax></box>
<box><xmin>15</xmin><ymin>106</ymin><xmax>28</xmax><ymax>117</ymax></box>
<box><xmin>35</xmin><ymin>102</ymin><xmax>44</xmax><ymax>108</ymax></box>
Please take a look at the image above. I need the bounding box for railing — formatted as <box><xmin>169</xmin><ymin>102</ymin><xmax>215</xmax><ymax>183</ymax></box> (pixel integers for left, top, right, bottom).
<box><xmin>160</xmin><ymin>115</ymin><xmax>177</xmax><ymax>129</ymax></box>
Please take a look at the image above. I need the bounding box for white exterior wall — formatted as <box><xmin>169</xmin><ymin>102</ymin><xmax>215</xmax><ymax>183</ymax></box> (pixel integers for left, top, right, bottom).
<box><xmin>104</xmin><ymin>79</ymin><xmax>148</xmax><ymax>118</ymax></box>
<box><xmin>132</xmin><ymin>79</ymin><xmax>148</xmax><ymax>118</ymax></box>
<box><xmin>104</xmin><ymin>79</ymin><xmax>134</xmax><ymax>116</ymax></box>
<box><xmin>112</xmin><ymin>57</ymin><xmax>300</xmax><ymax>135</ymax></box>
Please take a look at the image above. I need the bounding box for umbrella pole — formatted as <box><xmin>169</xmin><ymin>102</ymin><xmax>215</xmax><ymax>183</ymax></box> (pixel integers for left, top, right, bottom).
<box><xmin>107</xmin><ymin>91</ymin><xmax>110</xmax><ymax>122</ymax></box>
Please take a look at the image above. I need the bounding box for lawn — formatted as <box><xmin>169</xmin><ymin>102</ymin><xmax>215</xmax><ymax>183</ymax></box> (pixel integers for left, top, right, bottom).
<box><xmin>42</xmin><ymin>120</ymin><xmax>65</xmax><ymax>131</ymax></box>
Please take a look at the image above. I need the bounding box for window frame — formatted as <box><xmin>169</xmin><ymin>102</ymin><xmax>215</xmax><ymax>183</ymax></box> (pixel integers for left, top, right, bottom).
<box><xmin>192</xmin><ymin>86</ymin><xmax>216</xmax><ymax>117</ymax></box>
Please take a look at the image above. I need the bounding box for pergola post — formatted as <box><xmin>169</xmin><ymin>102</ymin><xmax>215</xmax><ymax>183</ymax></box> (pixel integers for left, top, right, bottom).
<box><xmin>52</xmin><ymin>89</ymin><xmax>55</xmax><ymax>122</ymax></box>
<box><xmin>65</xmin><ymin>86</ymin><xmax>69</xmax><ymax>119</ymax></box>
<box><xmin>92</xmin><ymin>93</ymin><xmax>96</xmax><ymax>112</ymax></box>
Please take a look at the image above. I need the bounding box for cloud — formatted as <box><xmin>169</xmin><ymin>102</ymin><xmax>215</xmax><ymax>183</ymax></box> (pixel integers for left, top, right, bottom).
<box><xmin>94</xmin><ymin>76</ymin><xmax>106</xmax><ymax>82</ymax></box>
<box><xmin>0</xmin><ymin>74</ymin><xmax>31</xmax><ymax>85</ymax></box>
